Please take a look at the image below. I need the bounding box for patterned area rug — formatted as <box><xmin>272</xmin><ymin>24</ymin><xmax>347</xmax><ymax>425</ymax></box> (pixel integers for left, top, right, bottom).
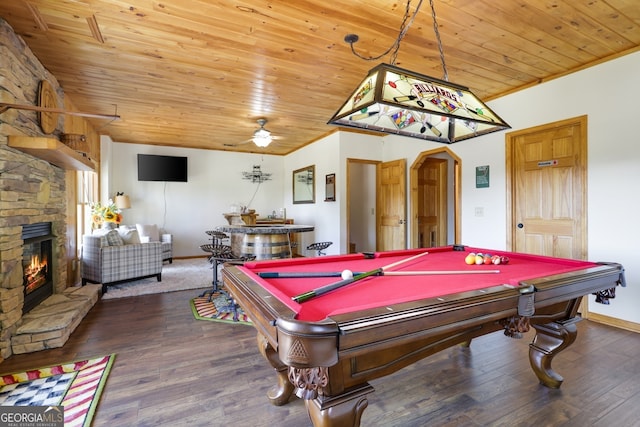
<box><xmin>102</xmin><ymin>258</ymin><xmax>211</xmax><ymax>299</ymax></box>
<box><xmin>191</xmin><ymin>292</ymin><xmax>252</xmax><ymax>325</ymax></box>
<box><xmin>0</xmin><ymin>354</ymin><xmax>115</xmax><ymax>427</ymax></box>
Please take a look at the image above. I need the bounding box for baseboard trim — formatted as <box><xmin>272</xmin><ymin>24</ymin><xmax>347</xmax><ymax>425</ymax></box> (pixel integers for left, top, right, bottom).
<box><xmin>586</xmin><ymin>312</ymin><xmax>640</xmax><ymax>333</ymax></box>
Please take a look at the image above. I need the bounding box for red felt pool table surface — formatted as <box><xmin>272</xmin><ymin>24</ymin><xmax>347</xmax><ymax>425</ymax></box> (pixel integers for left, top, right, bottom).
<box><xmin>238</xmin><ymin>246</ymin><xmax>598</xmax><ymax>322</ymax></box>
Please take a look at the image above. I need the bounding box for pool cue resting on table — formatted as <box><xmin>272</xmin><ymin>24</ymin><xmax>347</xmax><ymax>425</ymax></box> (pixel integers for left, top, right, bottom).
<box><xmin>291</xmin><ymin>251</ymin><xmax>430</xmax><ymax>303</ymax></box>
<box><xmin>260</xmin><ymin>269</ymin><xmax>500</xmax><ymax>278</ymax></box>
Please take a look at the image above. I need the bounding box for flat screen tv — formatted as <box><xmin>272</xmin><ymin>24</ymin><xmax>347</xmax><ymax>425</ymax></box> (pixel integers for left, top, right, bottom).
<box><xmin>137</xmin><ymin>154</ymin><xmax>188</xmax><ymax>182</ymax></box>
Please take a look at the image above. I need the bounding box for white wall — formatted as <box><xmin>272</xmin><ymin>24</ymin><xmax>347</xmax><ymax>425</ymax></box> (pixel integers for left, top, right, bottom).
<box><xmin>281</xmin><ymin>133</ymin><xmax>341</xmax><ymax>254</ymax></box>
<box><xmin>105</xmin><ymin>140</ymin><xmax>284</xmax><ymax>257</ymax></box>
<box><xmin>280</xmin><ymin>132</ymin><xmax>385</xmax><ymax>255</ymax></box>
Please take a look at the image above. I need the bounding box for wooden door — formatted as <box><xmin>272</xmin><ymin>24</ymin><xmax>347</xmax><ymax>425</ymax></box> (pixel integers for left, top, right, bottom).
<box><xmin>507</xmin><ymin>116</ymin><xmax>587</xmax><ymax>260</ymax></box>
<box><xmin>417</xmin><ymin>158</ymin><xmax>447</xmax><ymax>247</ymax></box>
<box><xmin>410</xmin><ymin>148</ymin><xmax>461</xmax><ymax>248</ymax></box>
<box><xmin>377</xmin><ymin>159</ymin><xmax>406</xmax><ymax>251</ymax></box>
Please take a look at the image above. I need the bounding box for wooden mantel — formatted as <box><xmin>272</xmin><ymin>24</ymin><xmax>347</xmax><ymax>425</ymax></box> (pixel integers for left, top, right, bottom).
<box><xmin>7</xmin><ymin>136</ymin><xmax>95</xmax><ymax>171</ymax></box>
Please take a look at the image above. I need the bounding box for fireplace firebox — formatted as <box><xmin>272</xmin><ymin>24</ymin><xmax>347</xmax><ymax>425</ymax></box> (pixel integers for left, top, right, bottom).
<box><xmin>22</xmin><ymin>222</ymin><xmax>54</xmax><ymax>314</ymax></box>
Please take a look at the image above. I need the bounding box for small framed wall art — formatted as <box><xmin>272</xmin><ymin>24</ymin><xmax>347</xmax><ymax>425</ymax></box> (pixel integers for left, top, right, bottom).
<box><xmin>325</xmin><ymin>173</ymin><xmax>336</xmax><ymax>201</ymax></box>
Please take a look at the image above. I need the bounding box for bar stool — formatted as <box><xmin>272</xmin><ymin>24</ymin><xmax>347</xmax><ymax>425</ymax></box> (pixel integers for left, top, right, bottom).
<box><xmin>199</xmin><ymin>243</ymin><xmax>254</xmax><ymax>299</ymax></box>
<box><xmin>206</xmin><ymin>230</ymin><xmax>229</xmax><ymax>245</ymax></box>
<box><xmin>307</xmin><ymin>241</ymin><xmax>333</xmax><ymax>256</ymax></box>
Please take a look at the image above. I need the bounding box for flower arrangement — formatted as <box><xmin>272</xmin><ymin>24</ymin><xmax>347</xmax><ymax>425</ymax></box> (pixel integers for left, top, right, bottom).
<box><xmin>90</xmin><ymin>200</ymin><xmax>122</xmax><ymax>228</ymax></box>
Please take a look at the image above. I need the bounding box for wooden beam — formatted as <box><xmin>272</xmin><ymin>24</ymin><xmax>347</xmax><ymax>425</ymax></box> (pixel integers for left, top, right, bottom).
<box><xmin>8</xmin><ymin>136</ymin><xmax>95</xmax><ymax>171</ymax></box>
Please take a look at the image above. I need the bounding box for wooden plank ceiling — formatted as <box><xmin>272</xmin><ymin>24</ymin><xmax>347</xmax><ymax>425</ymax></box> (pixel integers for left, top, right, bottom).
<box><xmin>1</xmin><ymin>0</ymin><xmax>639</xmax><ymax>155</ymax></box>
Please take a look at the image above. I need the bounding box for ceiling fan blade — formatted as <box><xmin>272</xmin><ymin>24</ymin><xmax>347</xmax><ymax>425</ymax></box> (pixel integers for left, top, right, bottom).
<box><xmin>223</xmin><ymin>138</ymin><xmax>252</xmax><ymax>147</ymax></box>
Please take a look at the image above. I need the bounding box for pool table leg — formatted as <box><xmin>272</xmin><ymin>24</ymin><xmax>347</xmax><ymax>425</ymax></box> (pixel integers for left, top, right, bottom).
<box><xmin>257</xmin><ymin>333</ymin><xmax>295</xmax><ymax>406</ymax></box>
<box><xmin>528</xmin><ymin>318</ymin><xmax>579</xmax><ymax>389</ymax></box>
<box><xmin>306</xmin><ymin>383</ymin><xmax>374</xmax><ymax>427</ymax></box>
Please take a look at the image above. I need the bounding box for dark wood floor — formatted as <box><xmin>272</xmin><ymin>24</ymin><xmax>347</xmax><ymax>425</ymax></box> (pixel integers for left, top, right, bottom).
<box><xmin>2</xmin><ymin>288</ymin><xmax>640</xmax><ymax>427</ymax></box>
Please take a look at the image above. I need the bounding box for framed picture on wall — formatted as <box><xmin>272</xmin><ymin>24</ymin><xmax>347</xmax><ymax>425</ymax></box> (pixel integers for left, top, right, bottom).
<box><xmin>325</xmin><ymin>173</ymin><xmax>335</xmax><ymax>202</ymax></box>
<box><xmin>293</xmin><ymin>165</ymin><xmax>315</xmax><ymax>204</ymax></box>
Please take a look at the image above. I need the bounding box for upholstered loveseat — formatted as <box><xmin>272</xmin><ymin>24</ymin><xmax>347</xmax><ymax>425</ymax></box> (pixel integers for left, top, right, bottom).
<box><xmin>81</xmin><ymin>225</ymin><xmax>171</xmax><ymax>293</ymax></box>
<box><xmin>125</xmin><ymin>224</ymin><xmax>173</xmax><ymax>264</ymax></box>
<box><xmin>160</xmin><ymin>233</ymin><xmax>173</xmax><ymax>263</ymax></box>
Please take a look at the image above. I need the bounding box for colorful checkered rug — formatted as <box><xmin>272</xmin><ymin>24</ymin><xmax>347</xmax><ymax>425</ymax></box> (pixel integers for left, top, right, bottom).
<box><xmin>191</xmin><ymin>292</ymin><xmax>252</xmax><ymax>325</ymax></box>
<box><xmin>0</xmin><ymin>354</ymin><xmax>115</xmax><ymax>427</ymax></box>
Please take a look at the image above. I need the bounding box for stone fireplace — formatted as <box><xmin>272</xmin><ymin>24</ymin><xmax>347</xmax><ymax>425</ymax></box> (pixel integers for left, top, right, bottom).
<box><xmin>0</xmin><ymin>147</ymin><xmax>101</xmax><ymax>361</ymax></box>
<box><xmin>0</xmin><ymin>134</ymin><xmax>104</xmax><ymax>361</ymax></box>
<box><xmin>0</xmin><ymin>18</ymin><xmax>102</xmax><ymax>363</ymax></box>
<box><xmin>0</xmin><ymin>159</ymin><xmax>101</xmax><ymax>360</ymax></box>
<box><xmin>0</xmin><ymin>156</ymin><xmax>69</xmax><ymax>359</ymax></box>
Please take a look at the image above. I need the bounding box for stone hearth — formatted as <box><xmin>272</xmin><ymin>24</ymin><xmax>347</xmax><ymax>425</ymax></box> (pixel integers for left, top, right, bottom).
<box><xmin>11</xmin><ymin>285</ymin><xmax>101</xmax><ymax>354</ymax></box>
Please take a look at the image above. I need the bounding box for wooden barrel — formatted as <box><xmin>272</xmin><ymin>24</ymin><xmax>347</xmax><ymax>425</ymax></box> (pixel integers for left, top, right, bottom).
<box><xmin>241</xmin><ymin>234</ymin><xmax>291</xmax><ymax>260</ymax></box>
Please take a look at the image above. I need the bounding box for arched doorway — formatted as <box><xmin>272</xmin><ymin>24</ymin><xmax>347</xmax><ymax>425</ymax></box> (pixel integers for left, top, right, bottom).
<box><xmin>409</xmin><ymin>147</ymin><xmax>461</xmax><ymax>248</ymax></box>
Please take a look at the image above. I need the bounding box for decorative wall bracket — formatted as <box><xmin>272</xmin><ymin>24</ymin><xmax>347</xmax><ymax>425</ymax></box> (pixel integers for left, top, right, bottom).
<box><xmin>242</xmin><ymin>165</ymin><xmax>272</xmax><ymax>183</ymax></box>
<box><xmin>0</xmin><ymin>102</ymin><xmax>121</xmax><ymax>121</ymax></box>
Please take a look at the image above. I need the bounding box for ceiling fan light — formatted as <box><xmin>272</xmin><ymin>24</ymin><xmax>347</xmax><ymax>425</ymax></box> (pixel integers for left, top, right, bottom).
<box><xmin>252</xmin><ymin>118</ymin><xmax>273</xmax><ymax>147</ymax></box>
<box><xmin>254</xmin><ymin>129</ymin><xmax>270</xmax><ymax>138</ymax></box>
<box><xmin>253</xmin><ymin>133</ymin><xmax>272</xmax><ymax>147</ymax></box>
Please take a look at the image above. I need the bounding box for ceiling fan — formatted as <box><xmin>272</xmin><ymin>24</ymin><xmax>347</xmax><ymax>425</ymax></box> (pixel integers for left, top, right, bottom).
<box><xmin>252</xmin><ymin>118</ymin><xmax>273</xmax><ymax>147</ymax></box>
<box><xmin>224</xmin><ymin>118</ymin><xmax>278</xmax><ymax>148</ymax></box>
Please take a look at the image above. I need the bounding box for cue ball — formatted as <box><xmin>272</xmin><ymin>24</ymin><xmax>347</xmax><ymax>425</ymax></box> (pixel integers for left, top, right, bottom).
<box><xmin>341</xmin><ymin>269</ymin><xmax>354</xmax><ymax>280</ymax></box>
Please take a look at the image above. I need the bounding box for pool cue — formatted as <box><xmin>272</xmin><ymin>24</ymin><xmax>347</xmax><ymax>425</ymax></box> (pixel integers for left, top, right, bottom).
<box><xmin>379</xmin><ymin>250</ymin><xmax>430</xmax><ymax>271</ymax></box>
<box><xmin>381</xmin><ymin>269</ymin><xmax>500</xmax><ymax>275</ymax></box>
<box><xmin>291</xmin><ymin>251</ymin><xmax>430</xmax><ymax>303</ymax></box>
<box><xmin>261</xmin><ymin>269</ymin><xmax>500</xmax><ymax>278</ymax></box>
<box><xmin>259</xmin><ymin>271</ymin><xmax>344</xmax><ymax>278</ymax></box>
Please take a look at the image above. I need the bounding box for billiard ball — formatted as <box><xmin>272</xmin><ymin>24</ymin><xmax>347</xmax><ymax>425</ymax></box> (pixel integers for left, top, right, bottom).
<box><xmin>341</xmin><ymin>269</ymin><xmax>354</xmax><ymax>280</ymax></box>
<box><xmin>465</xmin><ymin>253</ymin><xmax>476</xmax><ymax>265</ymax></box>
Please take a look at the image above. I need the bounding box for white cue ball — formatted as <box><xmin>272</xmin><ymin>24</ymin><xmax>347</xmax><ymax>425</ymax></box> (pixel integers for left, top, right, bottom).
<box><xmin>341</xmin><ymin>269</ymin><xmax>354</xmax><ymax>280</ymax></box>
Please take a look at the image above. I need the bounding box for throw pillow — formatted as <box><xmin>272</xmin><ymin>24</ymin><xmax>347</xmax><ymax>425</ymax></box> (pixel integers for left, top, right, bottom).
<box><xmin>105</xmin><ymin>229</ymin><xmax>124</xmax><ymax>246</ymax></box>
<box><xmin>136</xmin><ymin>224</ymin><xmax>160</xmax><ymax>242</ymax></box>
<box><xmin>117</xmin><ymin>227</ymin><xmax>141</xmax><ymax>244</ymax></box>
<box><xmin>92</xmin><ymin>228</ymin><xmax>109</xmax><ymax>236</ymax></box>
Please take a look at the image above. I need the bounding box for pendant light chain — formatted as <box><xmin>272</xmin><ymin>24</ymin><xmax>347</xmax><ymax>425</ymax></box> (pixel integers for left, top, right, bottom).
<box><xmin>348</xmin><ymin>0</ymin><xmax>423</xmax><ymax>62</ymax></box>
<box><xmin>346</xmin><ymin>0</ymin><xmax>448</xmax><ymax>81</ymax></box>
<box><xmin>429</xmin><ymin>0</ymin><xmax>448</xmax><ymax>81</ymax></box>
<box><xmin>389</xmin><ymin>0</ymin><xmax>414</xmax><ymax>65</ymax></box>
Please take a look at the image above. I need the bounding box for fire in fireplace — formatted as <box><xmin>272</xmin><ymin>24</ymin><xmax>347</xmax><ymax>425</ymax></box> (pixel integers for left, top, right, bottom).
<box><xmin>21</xmin><ymin>222</ymin><xmax>54</xmax><ymax>314</ymax></box>
<box><xmin>24</xmin><ymin>253</ymin><xmax>49</xmax><ymax>294</ymax></box>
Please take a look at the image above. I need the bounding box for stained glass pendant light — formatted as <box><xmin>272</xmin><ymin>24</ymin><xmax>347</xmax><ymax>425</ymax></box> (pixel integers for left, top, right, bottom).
<box><xmin>328</xmin><ymin>0</ymin><xmax>510</xmax><ymax>143</ymax></box>
<box><xmin>327</xmin><ymin>63</ymin><xmax>510</xmax><ymax>143</ymax></box>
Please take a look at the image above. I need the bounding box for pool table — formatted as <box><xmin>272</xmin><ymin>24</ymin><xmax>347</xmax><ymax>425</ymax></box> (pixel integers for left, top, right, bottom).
<box><xmin>221</xmin><ymin>245</ymin><xmax>625</xmax><ymax>427</ymax></box>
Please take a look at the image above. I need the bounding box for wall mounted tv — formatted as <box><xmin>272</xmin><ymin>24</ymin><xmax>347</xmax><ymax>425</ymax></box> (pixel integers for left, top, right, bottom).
<box><xmin>137</xmin><ymin>154</ymin><xmax>188</xmax><ymax>182</ymax></box>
